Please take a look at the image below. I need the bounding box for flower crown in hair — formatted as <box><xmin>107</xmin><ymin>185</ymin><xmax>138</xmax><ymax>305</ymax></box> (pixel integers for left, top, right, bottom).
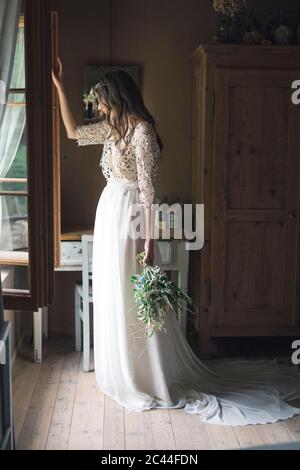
<box><xmin>88</xmin><ymin>77</ymin><xmax>109</xmax><ymax>101</ymax></box>
<box><xmin>95</xmin><ymin>77</ymin><xmax>109</xmax><ymax>89</ymax></box>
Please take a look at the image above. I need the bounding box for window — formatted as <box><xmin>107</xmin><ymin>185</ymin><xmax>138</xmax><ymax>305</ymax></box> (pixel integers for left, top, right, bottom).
<box><xmin>0</xmin><ymin>14</ymin><xmax>29</xmax><ymax>293</ymax></box>
<box><xmin>1</xmin><ymin>0</ymin><xmax>54</xmax><ymax>311</ymax></box>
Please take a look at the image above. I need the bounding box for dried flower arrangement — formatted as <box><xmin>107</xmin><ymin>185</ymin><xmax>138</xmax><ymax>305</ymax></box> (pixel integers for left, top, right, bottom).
<box><xmin>213</xmin><ymin>0</ymin><xmax>246</xmax><ymax>18</ymax></box>
<box><xmin>212</xmin><ymin>1</ymin><xmax>300</xmax><ymax>46</ymax></box>
<box><xmin>263</xmin><ymin>10</ymin><xmax>297</xmax><ymax>45</ymax></box>
<box><xmin>212</xmin><ymin>0</ymin><xmax>268</xmax><ymax>44</ymax></box>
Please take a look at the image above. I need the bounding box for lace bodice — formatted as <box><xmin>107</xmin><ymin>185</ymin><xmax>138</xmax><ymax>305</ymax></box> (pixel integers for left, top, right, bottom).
<box><xmin>75</xmin><ymin>119</ymin><xmax>161</xmax><ymax>207</ymax></box>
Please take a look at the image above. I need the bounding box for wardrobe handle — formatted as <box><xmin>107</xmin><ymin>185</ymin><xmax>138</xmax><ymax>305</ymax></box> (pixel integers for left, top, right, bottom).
<box><xmin>288</xmin><ymin>212</ymin><xmax>296</xmax><ymax>220</ymax></box>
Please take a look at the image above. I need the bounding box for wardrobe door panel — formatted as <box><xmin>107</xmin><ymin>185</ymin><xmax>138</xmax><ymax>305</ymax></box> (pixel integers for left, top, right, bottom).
<box><xmin>211</xmin><ymin>69</ymin><xmax>300</xmax><ymax>328</ymax></box>
<box><xmin>215</xmin><ymin>220</ymin><xmax>288</xmax><ymax>326</ymax></box>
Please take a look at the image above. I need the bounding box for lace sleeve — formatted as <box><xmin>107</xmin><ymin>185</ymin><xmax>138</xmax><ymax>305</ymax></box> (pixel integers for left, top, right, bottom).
<box><xmin>75</xmin><ymin>119</ymin><xmax>111</xmax><ymax>146</ymax></box>
<box><xmin>99</xmin><ymin>146</ymin><xmax>112</xmax><ymax>181</ymax></box>
<box><xmin>135</xmin><ymin>122</ymin><xmax>160</xmax><ymax>208</ymax></box>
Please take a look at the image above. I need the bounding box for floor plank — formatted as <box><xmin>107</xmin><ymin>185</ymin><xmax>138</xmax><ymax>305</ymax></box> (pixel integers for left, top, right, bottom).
<box><xmin>68</xmin><ymin>355</ymin><xmax>104</xmax><ymax>450</ymax></box>
<box><xmin>169</xmin><ymin>409</ymin><xmax>211</xmax><ymax>450</ymax></box>
<box><xmin>283</xmin><ymin>415</ymin><xmax>300</xmax><ymax>443</ymax></box>
<box><xmin>124</xmin><ymin>408</ymin><xmax>155</xmax><ymax>450</ymax></box>
<box><xmin>233</xmin><ymin>425</ymin><xmax>262</xmax><ymax>449</ymax></box>
<box><xmin>45</xmin><ymin>350</ymin><xmax>80</xmax><ymax>450</ymax></box>
<box><xmin>148</xmin><ymin>409</ymin><xmax>176</xmax><ymax>450</ymax></box>
<box><xmin>103</xmin><ymin>394</ymin><xmax>125</xmax><ymax>450</ymax></box>
<box><xmin>205</xmin><ymin>424</ymin><xmax>240</xmax><ymax>450</ymax></box>
<box><xmin>16</xmin><ymin>338</ymin><xmax>66</xmax><ymax>450</ymax></box>
<box><xmin>12</xmin><ymin>355</ymin><xmax>41</xmax><ymax>443</ymax></box>
<box><xmin>254</xmin><ymin>422</ymin><xmax>293</xmax><ymax>446</ymax></box>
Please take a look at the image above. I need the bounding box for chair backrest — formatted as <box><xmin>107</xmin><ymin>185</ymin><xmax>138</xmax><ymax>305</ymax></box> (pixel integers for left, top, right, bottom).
<box><xmin>82</xmin><ymin>234</ymin><xmax>93</xmax><ymax>304</ymax></box>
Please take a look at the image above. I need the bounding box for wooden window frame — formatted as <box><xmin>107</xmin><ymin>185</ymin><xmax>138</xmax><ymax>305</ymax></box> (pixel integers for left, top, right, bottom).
<box><xmin>51</xmin><ymin>11</ymin><xmax>61</xmax><ymax>269</ymax></box>
<box><xmin>3</xmin><ymin>0</ymin><xmax>54</xmax><ymax>311</ymax></box>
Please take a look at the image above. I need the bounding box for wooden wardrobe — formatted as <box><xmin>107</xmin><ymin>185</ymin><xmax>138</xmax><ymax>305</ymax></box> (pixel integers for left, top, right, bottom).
<box><xmin>190</xmin><ymin>44</ymin><xmax>300</xmax><ymax>357</ymax></box>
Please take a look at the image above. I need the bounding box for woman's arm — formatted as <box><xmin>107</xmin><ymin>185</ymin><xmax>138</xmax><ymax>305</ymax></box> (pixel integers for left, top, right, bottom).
<box><xmin>52</xmin><ymin>58</ymin><xmax>111</xmax><ymax>145</ymax></box>
<box><xmin>56</xmin><ymin>88</ymin><xmax>77</xmax><ymax>139</ymax></box>
<box><xmin>144</xmin><ymin>207</ymin><xmax>154</xmax><ymax>265</ymax></box>
<box><xmin>135</xmin><ymin>122</ymin><xmax>160</xmax><ymax>266</ymax></box>
<box><xmin>52</xmin><ymin>58</ymin><xmax>77</xmax><ymax>139</ymax></box>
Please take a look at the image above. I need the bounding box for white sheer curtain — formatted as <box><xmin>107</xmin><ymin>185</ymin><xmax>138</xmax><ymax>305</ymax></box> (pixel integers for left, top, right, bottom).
<box><xmin>0</xmin><ymin>0</ymin><xmax>24</xmax><ymax>247</ymax></box>
<box><xmin>0</xmin><ymin>0</ymin><xmax>21</xmax><ymax>126</ymax></box>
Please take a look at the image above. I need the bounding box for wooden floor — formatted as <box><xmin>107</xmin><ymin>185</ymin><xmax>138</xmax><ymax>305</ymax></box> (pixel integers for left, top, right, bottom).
<box><xmin>12</xmin><ymin>336</ymin><xmax>300</xmax><ymax>450</ymax></box>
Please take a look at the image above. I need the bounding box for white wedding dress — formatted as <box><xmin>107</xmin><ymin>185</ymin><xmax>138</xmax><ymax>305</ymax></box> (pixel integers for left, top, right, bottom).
<box><xmin>76</xmin><ymin>118</ymin><xmax>300</xmax><ymax>426</ymax></box>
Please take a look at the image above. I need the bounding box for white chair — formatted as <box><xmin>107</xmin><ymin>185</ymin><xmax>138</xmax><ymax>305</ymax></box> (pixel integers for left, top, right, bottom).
<box><xmin>74</xmin><ymin>234</ymin><xmax>93</xmax><ymax>372</ymax></box>
<box><xmin>157</xmin><ymin>240</ymin><xmax>189</xmax><ymax>336</ymax></box>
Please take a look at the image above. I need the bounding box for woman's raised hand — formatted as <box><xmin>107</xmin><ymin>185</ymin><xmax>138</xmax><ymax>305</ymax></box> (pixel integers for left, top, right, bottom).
<box><xmin>51</xmin><ymin>57</ymin><xmax>64</xmax><ymax>92</ymax></box>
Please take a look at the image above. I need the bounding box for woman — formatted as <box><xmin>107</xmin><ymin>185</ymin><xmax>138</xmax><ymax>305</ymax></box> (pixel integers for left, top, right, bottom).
<box><xmin>52</xmin><ymin>60</ymin><xmax>300</xmax><ymax>426</ymax></box>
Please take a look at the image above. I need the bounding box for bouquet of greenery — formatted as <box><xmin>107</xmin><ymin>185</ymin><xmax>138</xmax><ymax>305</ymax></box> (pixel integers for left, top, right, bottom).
<box><xmin>130</xmin><ymin>250</ymin><xmax>198</xmax><ymax>339</ymax></box>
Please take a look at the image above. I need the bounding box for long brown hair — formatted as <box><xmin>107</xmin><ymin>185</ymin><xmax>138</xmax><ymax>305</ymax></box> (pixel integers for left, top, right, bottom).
<box><xmin>92</xmin><ymin>70</ymin><xmax>163</xmax><ymax>154</ymax></box>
